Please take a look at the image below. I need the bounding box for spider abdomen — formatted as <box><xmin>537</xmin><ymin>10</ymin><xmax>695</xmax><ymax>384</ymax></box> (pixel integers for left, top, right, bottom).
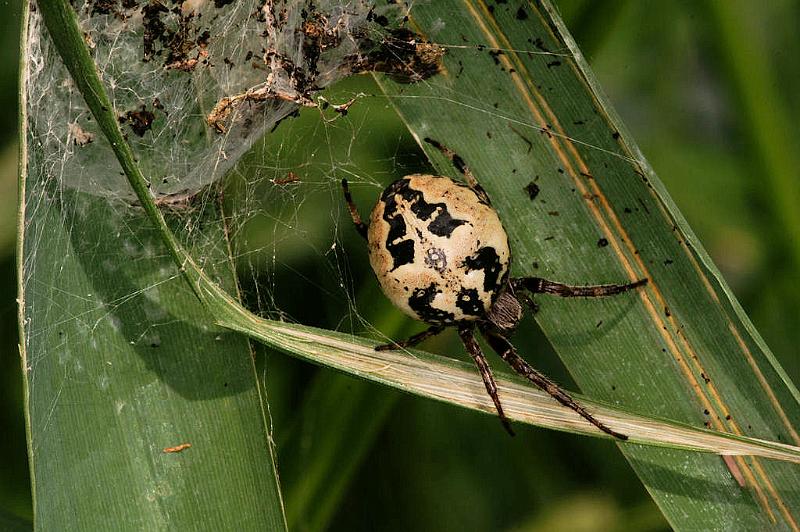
<box><xmin>367</xmin><ymin>174</ymin><xmax>511</xmax><ymax>324</ymax></box>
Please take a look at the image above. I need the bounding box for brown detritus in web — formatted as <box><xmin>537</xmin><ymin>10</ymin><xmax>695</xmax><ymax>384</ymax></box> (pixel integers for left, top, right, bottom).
<box><xmin>272</xmin><ymin>172</ymin><xmax>301</xmax><ymax>185</ymax></box>
<box><xmin>89</xmin><ymin>0</ymin><xmax>116</xmax><ymax>15</ymax></box>
<box><xmin>119</xmin><ymin>105</ymin><xmax>156</xmax><ymax>137</ymax></box>
<box><xmin>317</xmin><ymin>95</ymin><xmax>361</xmax><ymax>119</ymax></box>
<box><xmin>344</xmin><ymin>27</ymin><xmax>445</xmax><ymax>83</ymax></box>
<box><xmin>301</xmin><ymin>11</ymin><xmax>344</xmax><ymax>79</ymax></box>
<box><xmin>206</xmin><ymin>84</ymin><xmax>314</xmax><ymax>134</ymax></box>
<box><xmin>152</xmin><ymin>188</ymin><xmax>202</xmax><ymax>212</ymax></box>
<box><xmin>142</xmin><ymin>1</ymin><xmax>211</xmax><ymax>71</ymax></box>
<box><xmin>85</xmin><ymin>0</ymin><xmax>139</xmax><ymax>20</ymax></box>
<box><xmin>68</xmin><ymin>122</ymin><xmax>95</xmax><ymax>147</ymax></box>
<box><xmin>206</xmin><ymin>9</ymin><xmax>444</xmax><ymax>134</ymax></box>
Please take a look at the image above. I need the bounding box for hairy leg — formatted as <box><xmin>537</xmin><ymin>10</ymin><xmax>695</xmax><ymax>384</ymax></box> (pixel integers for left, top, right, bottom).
<box><xmin>375</xmin><ymin>325</ymin><xmax>445</xmax><ymax>351</ymax></box>
<box><xmin>514</xmin><ymin>277</ymin><xmax>647</xmax><ymax>298</ymax></box>
<box><xmin>423</xmin><ymin>137</ymin><xmax>492</xmax><ymax>205</ymax></box>
<box><xmin>340</xmin><ymin>179</ymin><xmax>368</xmax><ymax>239</ymax></box>
<box><xmin>458</xmin><ymin>325</ymin><xmax>514</xmax><ymax>436</ymax></box>
<box><xmin>482</xmin><ymin>330</ymin><xmax>627</xmax><ymax>440</ymax></box>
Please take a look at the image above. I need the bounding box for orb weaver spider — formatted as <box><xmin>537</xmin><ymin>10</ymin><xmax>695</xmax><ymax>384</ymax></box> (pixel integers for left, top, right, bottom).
<box><xmin>341</xmin><ymin>139</ymin><xmax>646</xmax><ymax>439</ymax></box>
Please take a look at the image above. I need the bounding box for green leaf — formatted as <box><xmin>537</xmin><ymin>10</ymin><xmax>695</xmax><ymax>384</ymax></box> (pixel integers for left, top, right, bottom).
<box><xmin>375</xmin><ymin>0</ymin><xmax>800</xmax><ymax>529</ymax></box>
<box><xmin>21</xmin><ymin>0</ymin><xmax>286</xmax><ymax>528</ymax></box>
<box><xmin>30</xmin><ymin>0</ymin><xmax>800</xmax><ymax>529</ymax></box>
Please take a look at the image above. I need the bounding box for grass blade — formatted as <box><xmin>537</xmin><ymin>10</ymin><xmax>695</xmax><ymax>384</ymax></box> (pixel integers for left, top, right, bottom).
<box><xmin>22</xmin><ymin>1</ymin><xmax>287</xmax><ymax>528</ymax></box>
<box><xmin>375</xmin><ymin>0</ymin><xmax>800</xmax><ymax>528</ymax></box>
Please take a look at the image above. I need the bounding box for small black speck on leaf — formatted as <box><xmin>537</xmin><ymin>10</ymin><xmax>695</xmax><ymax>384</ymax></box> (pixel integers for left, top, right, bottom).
<box><xmin>516</xmin><ymin>7</ymin><xmax>528</xmax><ymax>20</ymax></box>
<box><xmin>524</xmin><ymin>182</ymin><xmax>540</xmax><ymax>200</ymax></box>
<box><xmin>531</xmin><ymin>37</ymin><xmax>549</xmax><ymax>53</ymax></box>
<box><xmin>546</xmin><ymin>60</ymin><xmax>561</xmax><ymax>68</ymax></box>
<box><xmin>612</xmin><ymin>131</ymin><xmax>621</xmax><ymax>140</ymax></box>
<box><xmin>597</xmin><ymin>238</ymin><xmax>608</xmax><ymax>248</ymax></box>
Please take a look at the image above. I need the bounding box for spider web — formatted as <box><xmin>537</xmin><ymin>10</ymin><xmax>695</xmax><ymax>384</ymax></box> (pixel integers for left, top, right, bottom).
<box><xmin>24</xmin><ymin>0</ymin><xmax>445</xmax><ymax>340</ymax></box>
<box><xmin>22</xmin><ymin>0</ymin><xmax>590</xmax><ymax>435</ymax></box>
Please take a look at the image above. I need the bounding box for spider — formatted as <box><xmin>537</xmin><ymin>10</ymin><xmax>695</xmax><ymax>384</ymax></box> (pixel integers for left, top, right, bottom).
<box><xmin>341</xmin><ymin>138</ymin><xmax>647</xmax><ymax>439</ymax></box>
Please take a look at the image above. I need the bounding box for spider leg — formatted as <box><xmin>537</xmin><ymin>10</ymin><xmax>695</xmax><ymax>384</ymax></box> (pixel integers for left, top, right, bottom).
<box><xmin>513</xmin><ymin>277</ymin><xmax>647</xmax><ymax>298</ymax></box>
<box><xmin>375</xmin><ymin>325</ymin><xmax>445</xmax><ymax>351</ymax></box>
<box><xmin>340</xmin><ymin>179</ymin><xmax>368</xmax><ymax>239</ymax></box>
<box><xmin>481</xmin><ymin>329</ymin><xmax>628</xmax><ymax>440</ymax></box>
<box><xmin>423</xmin><ymin>137</ymin><xmax>492</xmax><ymax>205</ymax></box>
<box><xmin>458</xmin><ymin>324</ymin><xmax>515</xmax><ymax>436</ymax></box>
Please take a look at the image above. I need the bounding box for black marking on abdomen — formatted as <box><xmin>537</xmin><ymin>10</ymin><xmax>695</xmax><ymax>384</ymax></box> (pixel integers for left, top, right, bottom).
<box><xmin>408</xmin><ymin>283</ymin><xmax>454</xmax><ymax>323</ymax></box>
<box><xmin>383</xmin><ymin>177</ymin><xmax>468</xmax><ymax>239</ymax></box>
<box><xmin>463</xmin><ymin>246</ymin><xmax>504</xmax><ymax>292</ymax></box>
<box><xmin>456</xmin><ymin>287</ymin><xmax>484</xmax><ymax>316</ymax></box>
<box><xmin>381</xmin><ymin>179</ymin><xmax>415</xmax><ymax>270</ymax></box>
<box><xmin>428</xmin><ymin>210</ymin><xmax>467</xmax><ymax>237</ymax></box>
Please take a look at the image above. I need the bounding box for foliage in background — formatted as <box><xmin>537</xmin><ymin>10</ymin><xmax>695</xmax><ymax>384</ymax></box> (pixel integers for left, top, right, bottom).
<box><xmin>5</xmin><ymin>0</ymin><xmax>800</xmax><ymax>530</ymax></box>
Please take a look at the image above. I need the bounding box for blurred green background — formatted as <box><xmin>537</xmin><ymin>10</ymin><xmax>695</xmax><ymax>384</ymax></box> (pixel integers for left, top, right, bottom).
<box><xmin>4</xmin><ymin>1</ymin><xmax>800</xmax><ymax>530</ymax></box>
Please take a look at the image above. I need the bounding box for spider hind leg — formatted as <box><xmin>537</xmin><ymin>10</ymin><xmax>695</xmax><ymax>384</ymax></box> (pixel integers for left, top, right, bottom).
<box><xmin>481</xmin><ymin>329</ymin><xmax>628</xmax><ymax>440</ymax></box>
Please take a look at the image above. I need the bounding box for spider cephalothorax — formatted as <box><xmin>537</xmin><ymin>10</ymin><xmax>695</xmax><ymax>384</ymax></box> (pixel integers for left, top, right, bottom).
<box><xmin>342</xmin><ymin>139</ymin><xmax>646</xmax><ymax>439</ymax></box>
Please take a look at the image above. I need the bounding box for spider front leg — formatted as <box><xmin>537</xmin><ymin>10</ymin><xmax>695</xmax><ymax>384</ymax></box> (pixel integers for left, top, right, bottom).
<box><xmin>458</xmin><ymin>325</ymin><xmax>515</xmax><ymax>436</ymax></box>
<box><xmin>424</xmin><ymin>137</ymin><xmax>492</xmax><ymax>205</ymax></box>
<box><xmin>513</xmin><ymin>277</ymin><xmax>647</xmax><ymax>298</ymax></box>
<box><xmin>340</xmin><ymin>179</ymin><xmax>368</xmax><ymax>239</ymax></box>
<box><xmin>481</xmin><ymin>329</ymin><xmax>627</xmax><ymax>440</ymax></box>
<box><xmin>375</xmin><ymin>325</ymin><xmax>445</xmax><ymax>351</ymax></box>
